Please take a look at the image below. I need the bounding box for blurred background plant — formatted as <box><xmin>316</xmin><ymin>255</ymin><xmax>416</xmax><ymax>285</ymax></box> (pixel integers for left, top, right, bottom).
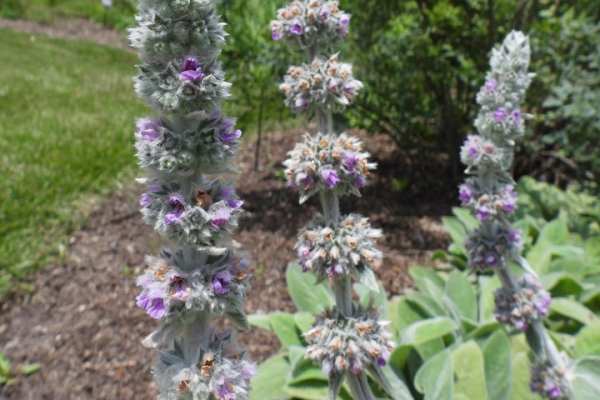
<box><xmin>2</xmin><ymin>0</ymin><xmax>598</xmax><ymax>188</ymax></box>
<box><xmin>249</xmin><ymin>178</ymin><xmax>600</xmax><ymax>399</ymax></box>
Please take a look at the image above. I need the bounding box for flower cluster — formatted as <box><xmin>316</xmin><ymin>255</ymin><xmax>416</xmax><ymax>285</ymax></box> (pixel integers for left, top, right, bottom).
<box><xmin>474</xmin><ymin>33</ymin><xmax>534</xmax><ymax>146</ymax></box>
<box><xmin>280</xmin><ymin>55</ymin><xmax>363</xmax><ymax>113</ymax></box>
<box><xmin>136</xmin><ymin>251</ymin><xmax>250</xmax><ymax>321</ymax></box>
<box><xmin>134</xmin><ymin>57</ymin><xmax>231</xmax><ymax>114</ymax></box>
<box><xmin>296</xmin><ymin>214</ymin><xmax>382</xmax><ymax>279</ymax></box>
<box><xmin>459</xmin><ymin>181</ymin><xmax>517</xmax><ymax>222</ymax></box>
<box><xmin>284</xmin><ymin>132</ymin><xmax>375</xmax><ymax>201</ymax></box>
<box><xmin>271</xmin><ymin>0</ymin><xmax>350</xmax><ymax>48</ymax></box>
<box><xmin>530</xmin><ymin>357</ymin><xmax>572</xmax><ymax>400</ymax></box>
<box><xmin>305</xmin><ymin>308</ymin><xmax>394</xmax><ymax>376</ymax></box>
<box><xmin>465</xmin><ymin>225</ymin><xmax>522</xmax><ymax>272</ymax></box>
<box><xmin>131</xmin><ymin>0</ymin><xmax>252</xmax><ymax>398</ymax></box>
<box><xmin>140</xmin><ymin>180</ymin><xmax>243</xmax><ymax>248</ymax></box>
<box><xmin>460</xmin><ymin>134</ymin><xmax>507</xmax><ymax>171</ymax></box>
<box><xmin>458</xmin><ymin>32</ymin><xmax>573</xmax><ymax>399</ymax></box>
<box><xmin>156</xmin><ymin>333</ymin><xmax>255</xmax><ymax>400</ymax></box>
<box><xmin>129</xmin><ymin>0</ymin><xmax>226</xmax><ymax>63</ymax></box>
<box><xmin>135</xmin><ymin>112</ymin><xmax>241</xmax><ymax>174</ymax></box>
<box><xmin>494</xmin><ymin>274</ymin><xmax>551</xmax><ymax>331</ymax></box>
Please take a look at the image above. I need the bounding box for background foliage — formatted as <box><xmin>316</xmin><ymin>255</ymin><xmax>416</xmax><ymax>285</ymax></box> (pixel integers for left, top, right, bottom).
<box><xmin>2</xmin><ymin>0</ymin><xmax>598</xmax><ymax>187</ymax></box>
<box><xmin>249</xmin><ymin>179</ymin><xmax>600</xmax><ymax>399</ymax></box>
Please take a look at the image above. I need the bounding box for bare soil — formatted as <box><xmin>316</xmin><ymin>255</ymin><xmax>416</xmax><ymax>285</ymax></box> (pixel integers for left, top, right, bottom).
<box><xmin>0</xmin><ymin>129</ymin><xmax>452</xmax><ymax>400</ymax></box>
<box><xmin>0</xmin><ymin>18</ymin><xmax>129</xmax><ymax>49</ymax></box>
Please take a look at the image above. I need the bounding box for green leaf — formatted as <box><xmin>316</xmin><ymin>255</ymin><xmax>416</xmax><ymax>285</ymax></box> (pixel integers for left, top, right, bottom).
<box><xmin>414</xmin><ymin>349</ymin><xmax>453</xmax><ymax>400</ymax></box>
<box><xmin>510</xmin><ymin>337</ymin><xmax>542</xmax><ymax>400</ymax></box>
<box><xmin>286</xmin><ymin>263</ymin><xmax>333</xmax><ymax>314</ymax></box>
<box><xmin>285</xmin><ymin>379</ymin><xmax>330</xmax><ymax>400</ymax></box>
<box><xmin>542</xmin><ymin>272</ymin><xmax>584</xmax><ymax>297</ymax></box>
<box><xmin>478</xmin><ymin>276</ymin><xmax>501</xmax><ymax>323</ymax></box>
<box><xmin>400</xmin><ymin>317</ymin><xmax>457</xmax><ymax>346</ymax></box>
<box><xmin>452</xmin><ymin>341</ymin><xmax>488</xmax><ymax>400</ymax></box>
<box><xmin>358</xmin><ymin>267</ymin><xmax>380</xmax><ymax>293</ymax></box>
<box><xmin>452</xmin><ymin>207</ymin><xmax>479</xmax><ymax>231</ymax></box>
<box><xmin>388</xmin><ymin>297</ymin><xmax>427</xmax><ymax>337</ymax></box>
<box><xmin>575</xmin><ymin>322</ymin><xmax>600</xmax><ymax>357</ymax></box>
<box><xmin>248</xmin><ymin>313</ymin><xmax>274</xmax><ymax>331</ymax></box>
<box><xmin>442</xmin><ymin>215</ymin><xmax>468</xmax><ymax>249</ymax></box>
<box><xmin>294</xmin><ymin>312</ymin><xmax>316</xmax><ymax>334</ymax></box>
<box><xmin>289</xmin><ymin>357</ymin><xmax>327</xmax><ymax>384</ymax></box>
<box><xmin>270</xmin><ymin>312</ymin><xmax>303</xmax><ymax>346</ymax></box>
<box><xmin>481</xmin><ymin>331</ymin><xmax>512</xmax><ymax>400</ymax></box>
<box><xmin>0</xmin><ymin>353</ymin><xmax>11</xmax><ymax>378</ymax></box>
<box><xmin>19</xmin><ymin>363</ymin><xmax>41</xmax><ymax>376</ymax></box>
<box><xmin>250</xmin><ymin>354</ymin><xmax>290</xmax><ymax>400</ymax></box>
<box><xmin>573</xmin><ymin>357</ymin><xmax>600</xmax><ymax>400</ymax></box>
<box><xmin>445</xmin><ymin>271</ymin><xmax>477</xmax><ymax>322</ymax></box>
<box><xmin>550</xmin><ymin>298</ymin><xmax>598</xmax><ymax>325</ymax></box>
<box><xmin>370</xmin><ymin>364</ymin><xmax>414</xmax><ymax>400</ymax></box>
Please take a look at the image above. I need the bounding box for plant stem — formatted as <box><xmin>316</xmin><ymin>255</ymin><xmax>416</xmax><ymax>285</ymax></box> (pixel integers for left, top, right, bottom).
<box><xmin>320</xmin><ymin>190</ymin><xmax>340</xmax><ymax>223</ymax></box>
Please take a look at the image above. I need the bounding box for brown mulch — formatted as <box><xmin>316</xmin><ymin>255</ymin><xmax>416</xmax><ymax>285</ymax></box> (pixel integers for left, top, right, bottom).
<box><xmin>0</xmin><ymin>18</ymin><xmax>129</xmax><ymax>49</ymax></box>
<box><xmin>0</xmin><ymin>130</ymin><xmax>453</xmax><ymax>400</ymax></box>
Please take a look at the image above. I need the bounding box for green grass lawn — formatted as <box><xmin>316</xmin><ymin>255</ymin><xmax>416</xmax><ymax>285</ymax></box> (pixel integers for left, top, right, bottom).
<box><xmin>0</xmin><ymin>28</ymin><xmax>146</xmax><ymax>296</ymax></box>
<box><xmin>1</xmin><ymin>0</ymin><xmax>136</xmax><ymax>30</ymax></box>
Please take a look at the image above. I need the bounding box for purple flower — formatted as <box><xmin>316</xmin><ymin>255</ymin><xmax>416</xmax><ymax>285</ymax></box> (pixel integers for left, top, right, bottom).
<box><xmin>534</xmin><ymin>289</ymin><xmax>552</xmax><ymax>316</ymax></box>
<box><xmin>458</xmin><ymin>184</ymin><xmax>473</xmax><ymax>205</ymax></box>
<box><xmin>272</xmin><ymin>28</ymin><xmax>283</xmax><ymax>41</ymax></box>
<box><xmin>220</xmin><ymin>187</ymin><xmax>243</xmax><ymax>209</ymax></box>
<box><xmin>342</xmin><ymin>151</ymin><xmax>359</xmax><ymax>171</ymax></box>
<box><xmin>139</xmin><ymin>193</ymin><xmax>152</xmax><ymax>208</ymax></box>
<box><xmin>501</xmin><ymin>187</ymin><xmax>517</xmax><ymax>213</ymax></box>
<box><xmin>463</xmin><ymin>136</ymin><xmax>480</xmax><ymax>159</ymax></box>
<box><xmin>320</xmin><ymin>168</ymin><xmax>339</xmax><ymax>189</ymax></box>
<box><xmin>210</xmin><ymin>207</ymin><xmax>232</xmax><ymax>229</ymax></box>
<box><xmin>289</xmin><ymin>22</ymin><xmax>304</xmax><ymax>36</ymax></box>
<box><xmin>148</xmin><ymin>183</ymin><xmax>161</xmax><ymax>193</ymax></box>
<box><xmin>170</xmin><ymin>277</ymin><xmax>188</xmax><ymax>301</ymax></box>
<box><xmin>214</xmin><ymin>378</ymin><xmax>235</xmax><ymax>400</ymax></box>
<box><xmin>136</xmin><ymin>118</ymin><xmax>161</xmax><ymax>141</ymax></box>
<box><xmin>241</xmin><ymin>363</ymin><xmax>257</xmax><ymax>380</ymax></box>
<box><xmin>485</xmin><ymin>253</ymin><xmax>498</xmax><ymax>267</ymax></box>
<box><xmin>136</xmin><ymin>293</ymin><xmax>167</xmax><ymax>319</ymax></box>
<box><xmin>476</xmin><ymin>206</ymin><xmax>492</xmax><ymax>221</ymax></box>
<box><xmin>181</xmin><ymin>57</ymin><xmax>200</xmax><ymax>72</ymax></box>
<box><xmin>354</xmin><ymin>174</ymin><xmax>366</xmax><ymax>188</ymax></box>
<box><xmin>512</xmin><ymin>109</ymin><xmax>522</xmax><ymax>124</ymax></box>
<box><xmin>485</xmin><ymin>79</ymin><xmax>497</xmax><ymax>93</ymax></box>
<box><xmin>508</xmin><ymin>228</ymin><xmax>522</xmax><ymax>246</ymax></box>
<box><xmin>297</xmin><ymin>173</ymin><xmax>314</xmax><ymax>189</ymax></box>
<box><xmin>179</xmin><ymin>56</ymin><xmax>204</xmax><ymax>82</ymax></box>
<box><xmin>165</xmin><ymin>194</ymin><xmax>185</xmax><ymax>225</ymax></box>
<box><xmin>294</xmin><ymin>96</ymin><xmax>309</xmax><ymax>110</ymax></box>
<box><xmin>548</xmin><ymin>386</ymin><xmax>562</xmax><ymax>399</ymax></box>
<box><xmin>212</xmin><ymin>270</ymin><xmax>233</xmax><ymax>295</ymax></box>
<box><xmin>494</xmin><ymin>107</ymin><xmax>508</xmax><ymax>123</ymax></box>
<box><xmin>180</xmin><ymin>69</ymin><xmax>204</xmax><ymax>82</ymax></box>
<box><xmin>219</xmin><ymin>128</ymin><xmax>242</xmax><ymax>144</ymax></box>
<box><xmin>339</xmin><ymin>14</ymin><xmax>351</xmax><ymax>27</ymax></box>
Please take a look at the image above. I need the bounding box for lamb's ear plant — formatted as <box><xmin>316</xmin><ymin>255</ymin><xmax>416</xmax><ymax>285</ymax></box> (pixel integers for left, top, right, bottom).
<box><xmin>266</xmin><ymin>2</ymin><xmax>399</xmax><ymax>399</ymax></box>
<box><xmin>458</xmin><ymin>31</ymin><xmax>573</xmax><ymax>399</ymax></box>
<box><xmin>129</xmin><ymin>1</ymin><xmax>254</xmax><ymax>399</ymax></box>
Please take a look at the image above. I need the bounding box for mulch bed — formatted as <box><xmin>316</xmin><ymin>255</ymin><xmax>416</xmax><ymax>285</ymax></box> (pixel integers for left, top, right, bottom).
<box><xmin>0</xmin><ymin>130</ymin><xmax>453</xmax><ymax>399</ymax></box>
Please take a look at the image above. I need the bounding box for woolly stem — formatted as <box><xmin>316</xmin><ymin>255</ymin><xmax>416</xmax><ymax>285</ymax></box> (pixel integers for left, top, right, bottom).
<box><xmin>320</xmin><ymin>190</ymin><xmax>340</xmax><ymax>223</ymax></box>
<box><xmin>333</xmin><ymin>275</ymin><xmax>353</xmax><ymax>317</ymax></box>
<box><xmin>346</xmin><ymin>373</ymin><xmax>376</xmax><ymax>400</ymax></box>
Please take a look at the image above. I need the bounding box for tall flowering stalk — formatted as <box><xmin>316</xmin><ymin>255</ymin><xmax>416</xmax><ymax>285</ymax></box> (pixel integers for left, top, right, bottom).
<box><xmin>129</xmin><ymin>1</ymin><xmax>254</xmax><ymax>399</ymax></box>
<box><xmin>460</xmin><ymin>31</ymin><xmax>573</xmax><ymax>399</ymax></box>
<box><xmin>272</xmin><ymin>2</ymin><xmax>394</xmax><ymax>399</ymax></box>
